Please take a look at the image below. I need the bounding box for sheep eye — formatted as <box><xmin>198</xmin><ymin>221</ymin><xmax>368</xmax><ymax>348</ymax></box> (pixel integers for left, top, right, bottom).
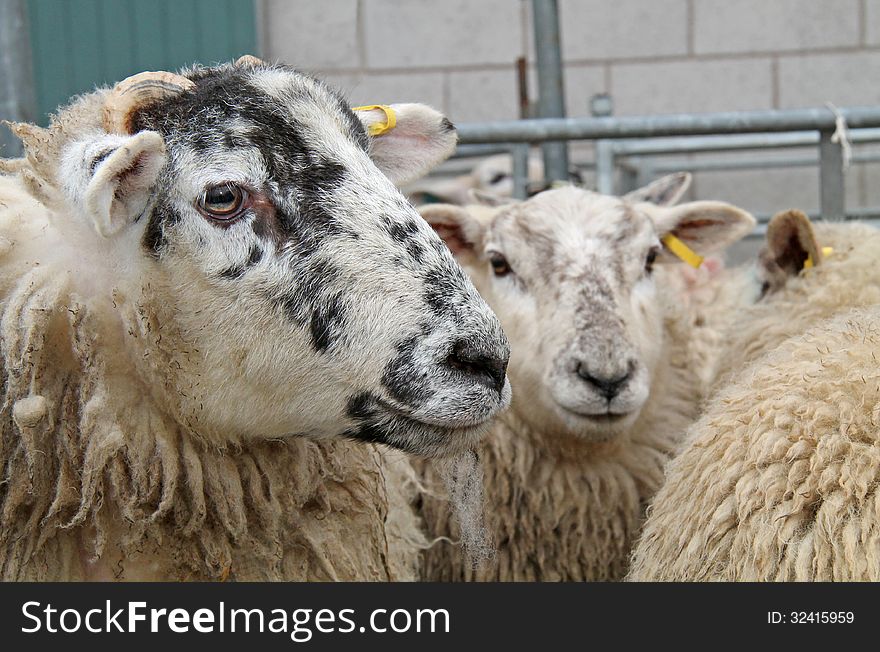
<box><xmin>489</xmin><ymin>253</ymin><xmax>512</xmax><ymax>277</ymax></box>
<box><xmin>489</xmin><ymin>172</ymin><xmax>508</xmax><ymax>185</ymax></box>
<box><xmin>198</xmin><ymin>183</ymin><xmax>247</xmax><ymax>221</ymax></box>
<box><xmin>645</xmin><ymin>247</ymin><xmax>659</xmax><ymax>274</ymax></box>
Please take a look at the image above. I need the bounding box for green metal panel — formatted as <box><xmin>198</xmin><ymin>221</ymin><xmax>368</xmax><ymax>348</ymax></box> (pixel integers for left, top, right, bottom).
<box><xmin>27</xmin><ymin>0</ymin><xmax>257</xmax><ymax>124</ymax></box>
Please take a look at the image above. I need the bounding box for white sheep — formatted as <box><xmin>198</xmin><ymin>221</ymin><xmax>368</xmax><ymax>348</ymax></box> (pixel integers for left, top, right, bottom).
<box><xmin>628</xmin><ymin>210</ymin><xmax>880</xmax><ymax>581</ymax></box>
<box><xmin>0</xmin><ymin>59</ymin><xmax>512</xmax><ymax>580</ymax></box>
<box><xmin>416</xmin><ymin>176</ymin><xmax>754</xmax><ymax>580</ymax></box>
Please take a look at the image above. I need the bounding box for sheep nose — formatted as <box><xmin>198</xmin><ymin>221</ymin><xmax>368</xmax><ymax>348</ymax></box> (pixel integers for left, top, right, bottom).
<box><xmin>576</xmin><ymin>364</ymin><xmax>631</xmax><ymax>400</ymax></box>
<box><xmin>447</xmin><ymin>338</ymin><xmax>509</xmax><ymax>393</ymax></box>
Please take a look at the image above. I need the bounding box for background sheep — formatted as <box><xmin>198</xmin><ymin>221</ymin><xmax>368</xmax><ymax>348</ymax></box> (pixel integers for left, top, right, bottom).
<box><xmin>416</xmin><ymin>177</ymin><xmax>754</xmax><ymax>580</ymax></box>
<box><xmin>405</xmin><ymin>153</ymin><xmax>584</xmax><ymax>205</ymax></box>
<box><xmin>628</xmin><ymin>212</ymin><xmax>880</xmax><ymax>581</ymax></box>
<box><xmin>628</xmin><ymin>305</ymin><xmax>880</xmax><ymax>581</ymax></box>
<box><xmin>0</xmin><ymin>60</ymin><xmax>512</xmax><ymax>580</ymax></box>
<box><xmin>713</xmin><ymin>211</ymin><xmax>880</xmax><ymax>386</ymax></box>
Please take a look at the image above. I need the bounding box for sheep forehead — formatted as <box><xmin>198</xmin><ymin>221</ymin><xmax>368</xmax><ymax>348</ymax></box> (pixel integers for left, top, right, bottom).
<box><xmin>136</xmin><ymin>64</ymin><xmax>369</xmax><ymax>171</ymax></box>
<box><xmin>490</xmin><ymin>187</ymin><xmax>656</xmax><ymax>280</ymax></box>
<box><xmin>133</xmin><ymin>64</ymin><xmax>419</xmax><ymax>254</ymax></box>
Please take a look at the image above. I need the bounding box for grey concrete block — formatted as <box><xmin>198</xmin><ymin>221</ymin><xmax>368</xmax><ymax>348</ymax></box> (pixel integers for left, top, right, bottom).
<box><xmin>264</xmin><ymin>0</ymin><xmax>360</xmax><ymax>69</ymax></box>
<box><xmin>611</xmin><ymin>58</ymin><xmax>774</xmax><ymax>115</ymax></box>
<box><xmin>868</xmin><ymin>0</ymin><xmax>880</xmax><ymax>45</ymax></box>
<box><xmin>778</xmin><ymin>52</ymin><xmax>880</xmax><ymax>108</ymax></box>
<box><xmin>448</xmin><ymin>68</ymin><xmax>519</xmax><ymax>122</ymax></box>
<box><xmin>363</xmin><ymin>0</ymin><xmax>523</xmax><ymax>68</ymax></box>
<box><xmin>693</xmin><ymin>0</ymin><xmax>860</xmax><ymax>54</ymax></box>
<box><xmin>559</xmin><ymin>0</ymin><xmax>688</xmax><ymax>61</ymax></box>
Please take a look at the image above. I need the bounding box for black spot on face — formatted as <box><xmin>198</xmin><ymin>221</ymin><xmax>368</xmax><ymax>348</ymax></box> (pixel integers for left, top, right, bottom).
<box><xmin>343</xmin><ymin>392</ymin><xmax>392</xmax><ymax>445</ymax></box>
<box><xmin>347</xmin><ymin>391</ymin><xmax>378</xmax><ymax>420</ymax></box>
<box><xmin>220</xmin><ymin>265</ymin><xmax>245</xmax><ymax>280</ymax></box>
<box><xmin>143</xmin><ymin>201</ymin><xmax>180</xmax><ymax>256</ymax></box>
<box><xmin>277</xmin><ymin>293</ymin><xmax>299</xmax><ymax>322</ymax></box>
<box><xmin>270</xmin><ymin>257</ymin><xmax>341</xmax><ymax>327</ymax></box>
<box><xmin>407</xmin><ymin>240</ymin><xmax>425</xmax><ymax>263</ymax></box>
<box><xmin>247</xmin><ymin>243</ymin><xmax>263</xmax><ymax>266</ymax></box>
<box><xmin>218</xmin><ymin>244</ymin><xmax>264</xmax><ymax>280</ymax></box>
<box><xmin>422</xmin><ymin>265</ymin><xmax>469</xmax><ymax>318</ymax></box>
<box><xmin>343</xmin><ymin>421</ymin><xmax>391</xmax><ymax>446</ymax></box>
<box><xmin>309</xmin><ymin>294</ymin><xmax>345</xmax><ymax>353</ymax></box>
<box><xmin>383</xmin><ymin>216</ymin><xmax>420</xmax><ymax>244</ymax></box>
<box><xmin>382</xmin><ymin>329</ymin><xmax>433</xmax><ymax>406</ymax></box>
<box><xmin>338</xmin><ymin>98</ymin><xmax>370</xmax><ymax>152</ymax></box>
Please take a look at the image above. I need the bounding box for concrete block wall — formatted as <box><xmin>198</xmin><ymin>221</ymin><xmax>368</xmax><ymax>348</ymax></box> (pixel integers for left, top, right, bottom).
<box><xmin>260</xmin><ymin>0</ymin><xmax>880</xmax><ymax>215</ymax></box>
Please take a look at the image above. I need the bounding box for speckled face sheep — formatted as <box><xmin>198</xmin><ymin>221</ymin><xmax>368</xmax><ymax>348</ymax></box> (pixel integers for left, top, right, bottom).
<box><xmin>0</xmin><ymin>60</ymin><xmax>512</xmax><ymax>581</ymax></box>
<box><xmin>421</xmin><ymin>181</ymin><xmax>749</xmax><ymax>443</ymax></box>
<box><xmin>417</xmin><ymin>179</ymin><xmax>754</xmax><ymax>581</ymax></box>
<box><xmin>8</xmin><ymin>61</ymin><xmax>510</xmax><ymax>457</ymax></box>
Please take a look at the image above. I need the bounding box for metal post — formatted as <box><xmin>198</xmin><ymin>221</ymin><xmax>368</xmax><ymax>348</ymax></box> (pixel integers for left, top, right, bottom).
<box><xmin>511</xmin><ymin>144</ymin><xmax>530</xmax><ymax>200</ymax></box>
<box><xmin>591</xmin><ymin>93</ymin><xmax>615</xmax><ymax>194</ymax></box>
<box><xmin>590</xmin><ymin>93</ymin><xmax>617</xmax><ymax>195</ymax></box>
<box><xmin>532</xmin><ymin>0</ymin><xmax>569</xmax><ymax>183</ymax></box>
<box><xmin>595</xmin><ymin>140</ymin><xmax>615</xmax><ymax>194</ymax></box>
<box><xmin>0</xmin><ymin>0</ymin><xmax>37</xmax><ymax>158</ymax></box>
<box><xmin>819</xmin><ymin>129</ymin><xmax>845</xmax><ymax>220</ymax></box>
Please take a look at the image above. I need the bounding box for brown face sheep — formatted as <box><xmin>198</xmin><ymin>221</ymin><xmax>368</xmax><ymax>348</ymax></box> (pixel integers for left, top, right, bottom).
<box><xmin>415</xmin><ymin>178</ymin><xmax>754</xmax><ymax>580</ymax></box>
<box><xmin>0</xmin><ymin>59</ymin><xmax>512</xmax><ymax>580</ymax></box>
<box><xmin>628</xmin><ymin>211</ymin><xmax>880</xmax><ymax>581</ymax></box>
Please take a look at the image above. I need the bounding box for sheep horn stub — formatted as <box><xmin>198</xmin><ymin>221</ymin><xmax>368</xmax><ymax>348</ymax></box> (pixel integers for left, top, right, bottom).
<box><xmin>102</xmin><ymin>71</ymin><xmax>195</xmax><ymax>135</ymax></box>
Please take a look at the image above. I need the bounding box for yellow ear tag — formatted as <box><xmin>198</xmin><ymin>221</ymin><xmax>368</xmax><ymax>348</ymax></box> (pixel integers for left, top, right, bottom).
<box><xmin>661</xmin><ymin>234</ymin><xmax>704</xmax><ymax>269</ymax></box>
<box><xmin>352</xmin><ymin>105</ymin><xmax>397</xmax><ymax>136</ymax></box>
<box><xmin>804</xmin><ymin>246</ymin><xmax>834</xmax><ymax>269</ymax></box>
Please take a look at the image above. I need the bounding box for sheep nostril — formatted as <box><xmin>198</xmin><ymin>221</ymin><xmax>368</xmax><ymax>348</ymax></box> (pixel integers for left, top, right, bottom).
<box><xmin>575</xmin><ymin>363</ymin><xmax>631</xmax><ymax>400</ymax></box>
<box><xmin>447</xmin><ymin>339</ymin><xmax>508</xmax><ymax>393</ymax></box>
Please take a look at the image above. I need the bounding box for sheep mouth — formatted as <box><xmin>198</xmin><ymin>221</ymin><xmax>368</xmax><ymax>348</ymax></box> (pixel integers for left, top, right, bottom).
<box><xmin>347</xmin><ymin>394</ymin><xmax>494</xmax><ymax>457</ymax></box>
<box><xmin>557</xmin><ymin>404</ymin><xmax>633</xmax><ymax>422</ymax></box>
<box><xmin>582</xmin><ymin>411</ymin><xmax>631</xmax><ymax>424</ymax></box>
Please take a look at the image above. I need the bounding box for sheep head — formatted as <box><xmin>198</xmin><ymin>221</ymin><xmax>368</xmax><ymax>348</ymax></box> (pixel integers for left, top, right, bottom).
<box><xmin>421</xmin><ymin>178</ymin><xmax>754</xmax><ymax>442</ymax></box>
<box><xmin>45</xmin><ymin>61</ymin><xmax>510</xmax><ymax>456</ymax></box>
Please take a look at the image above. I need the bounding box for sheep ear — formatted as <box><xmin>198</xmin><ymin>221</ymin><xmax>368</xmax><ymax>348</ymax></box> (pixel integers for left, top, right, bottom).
<box><xmin>642</xmin><ymin>200</ymin><xmax>756</xmax><ymax>262</ymax></box>
<box><xmin>624</xmin><ymin>172</ymin><xmax>692</xmax><ymax>206</ymax></box>
<box><xmin>81</xmin><ymin>131</ymin><xmax>166</xmax><ymax>237</ymax></box>
<box><xmin>468</xmin><ymin>188</ymin><xmax>520</xmax><ymax>207</ymax></box>
<box><xmin>355</xmin><ymin>103</ymin><xmax>457</xmax><ymax>186</ymax></box>
<box><xmin>418</xmin><ymin>203</ymin><xmax>487</xmax><ymax>264</ymax></box>
<box><xmin>763</xmin><ymin>209</ymin><xmax>822</xmax><ymax>276</ymax></box>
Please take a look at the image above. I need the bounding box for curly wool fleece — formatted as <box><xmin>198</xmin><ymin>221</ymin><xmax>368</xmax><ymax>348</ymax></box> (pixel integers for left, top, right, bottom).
<box><xmin>628</xmin><ymin>305</ymin><xmax>880</xmax><ymax>581</ymax></box>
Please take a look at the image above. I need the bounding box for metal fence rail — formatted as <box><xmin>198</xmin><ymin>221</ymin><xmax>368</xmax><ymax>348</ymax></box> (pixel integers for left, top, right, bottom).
<box><xmin>454</xmin><ymin>106</ymin><xmax>880</xmax><ymax>219</ymax></box>
<box><xmin>456</xmin><ymin>107</ymin><xmax>880</xmax><ymax>143</ymax></box>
